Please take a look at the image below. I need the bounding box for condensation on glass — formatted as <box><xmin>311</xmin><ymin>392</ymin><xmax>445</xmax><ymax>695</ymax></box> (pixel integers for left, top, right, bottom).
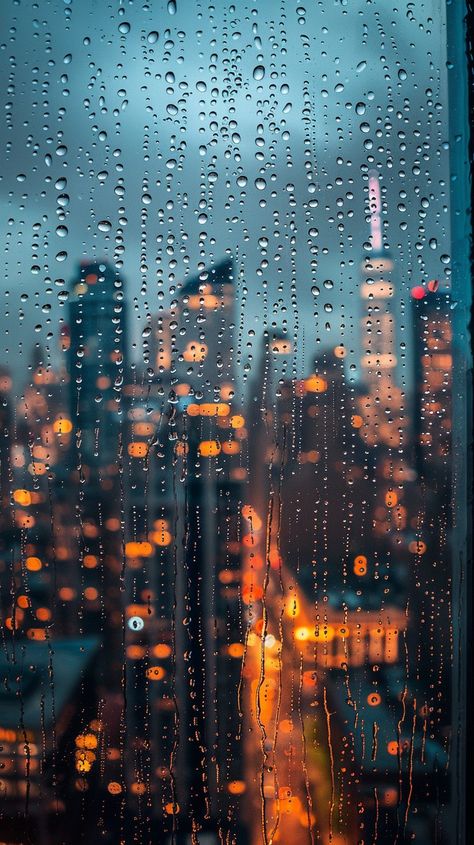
<box><xmin>0</xmin><ymin>2</ymin><xmax>470</xmax><ymax>844</ymax></box>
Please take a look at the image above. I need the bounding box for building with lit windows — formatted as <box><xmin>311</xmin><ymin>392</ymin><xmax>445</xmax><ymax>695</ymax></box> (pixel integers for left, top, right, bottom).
<box><xmin>67</xmin><ymin>261</ymin><xmax>128</xmax><ymax>468</ymax></box>
<box><xmin>174</xmin><ymin>257</ymin><xmax>235</xmax><ymax>400</ymax></box>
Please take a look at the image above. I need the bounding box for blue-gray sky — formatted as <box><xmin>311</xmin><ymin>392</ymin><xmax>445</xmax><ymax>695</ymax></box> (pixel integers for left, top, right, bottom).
<box><xmin>1</xmin><ymin>0</ymin><xmax>451</xmax><ymax>394</ymax></box>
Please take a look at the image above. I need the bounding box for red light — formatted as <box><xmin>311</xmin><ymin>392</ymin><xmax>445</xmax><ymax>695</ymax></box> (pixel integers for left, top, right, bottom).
<box><xmin>411</xmin><ymin>285</ymin><xmax>425</xmax><ymax>300</ymax></box>
<box><xmin>427</xmin><ymin>279</ymin><xmax>439</xmax><ymax>292</ymax></box>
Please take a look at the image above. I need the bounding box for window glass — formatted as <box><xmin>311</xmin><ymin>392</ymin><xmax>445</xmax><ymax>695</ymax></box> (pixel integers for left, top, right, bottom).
<box><xmin>0</xmin><ymin>2</ymin><xmax>470</xmax><ymax>843</ymax></box>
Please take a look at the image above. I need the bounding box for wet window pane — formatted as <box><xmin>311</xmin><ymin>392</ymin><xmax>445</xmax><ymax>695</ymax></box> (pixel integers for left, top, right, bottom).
<box><xmin>0</xmin><ymin>1</ymin><xmax>471</xmax><ymax>843</ymax></box>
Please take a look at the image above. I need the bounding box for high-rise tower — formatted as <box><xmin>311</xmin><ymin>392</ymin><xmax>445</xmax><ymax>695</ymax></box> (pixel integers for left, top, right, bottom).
<box><xmin>67</xmin><ymin>260</ymin><xmax>128</xmax><ymax>468</ymax></box>
<box><xmin>358</xmin><ymin>171</ymin><xmax>406</xmax><ymax>449</ymax></box>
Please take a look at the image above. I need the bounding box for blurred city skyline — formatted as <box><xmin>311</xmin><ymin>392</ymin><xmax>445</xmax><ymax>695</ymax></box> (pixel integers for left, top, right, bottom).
<box><xmin>1</xmin><ymin>0</ymin><xmax>450</xmax><ymax>387</ymax></box>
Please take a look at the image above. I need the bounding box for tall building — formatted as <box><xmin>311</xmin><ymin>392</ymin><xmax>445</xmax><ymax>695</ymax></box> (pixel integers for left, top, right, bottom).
<box><xmin>121</xmin><ymin>260</ymin><xmax>246</xmax><ymax>842</ymax></box>
<box><xmin>174</xmin><ymin>258</ymin><xmax>235</xmax><ymax>400</ymax></box>
<box><xmin>411</xmin><ymin>286</ymin><xmax>453</xmax><ymax>731</ymax></box>
<box><xmin>67</xmin><ymin>261</ymin><xmax>128</xmax><ymax>468</ymax></box>
<box><xmin>358</xmin><ymin>171</ymin><xmax>407</xmax><ymax>450</ymax></box>
<box><xmin>412</xmin><ymin>286</ymin><xmax>452</xmax><ymax>479</ymax></box>
<box><xmin>65</xmin><ymin>261</ymin><xmax>129</xmax><ymax>696</ymax></box>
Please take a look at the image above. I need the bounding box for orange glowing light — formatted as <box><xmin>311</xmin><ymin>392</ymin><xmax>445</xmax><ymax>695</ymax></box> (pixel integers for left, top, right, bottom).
<box><xmin>198</xmin><ymin>440</ymin><xmax>221</xmax><ymax>457</ymax></box>
<box><xmin>165</xmin><ymin>802</ymin><xmax>179</xmax><ymax>815</ymax></box>
<box><xmin>152</xmin><ymin>643</ymin><xmax>172</xmax><ymax>659</ymax></box>
<box><xmin>128</xmin><ymin>442</ymin><xmax>148</xmax><ymax>458</ymax></box>
<box><xmin>17</xmin><ymin>595</ymin><xmax>30</xmax><ymax>609</ymax></box>
<box><xmin>125</xmin><ymin>541</ymin><xmax>153</xmax><ymax>557</ymax></box>
<box><xmin>227</xmin><ymin>643</ymin><xmax>245</xmax><ymax>658</ymax></box>
<box><xmin>58</xmin><ymin>587</ymin><xmax>76</xmax><ymax>601</ymax></box>
<box><xmin>183</xmin><ymin>341</ymin><xmax>207</xmax><ymax>362</ymax></box>
<box><xmin>146</xmin><ymin>665</ymin><xmax>166</xmax><ymax>681</ymax></box>
<box><xmin>127</xmin><ymin>645</ymin><xmax>146</xmax><ymax>660</ymax></box>
<box><xmin>107</xmin><ymin>782</ymin><xmax>122</xmax><ymax>795</ymax></box>
<box><xmin>222</xmin><ymin>441</ymin><xmax>240</xmax><ymax>454</ymax></box>
<box><xmin>26</xmin><ymin>556</ymin><xmax>42</xmax><ymax>571</ymax></box>
<box><xmin>305</xmin><ymin>375</ymin><xmax>328</xmax><ymax>393</ymax></box>
<box><xmin>242</xmin><ymin>584</ymin><xmax>263</xmax><ymax>604</ymax></box>
<box><xmin>27</xmin><ymin>628</ymin><xmax>47</xmax><ymax>640</ymax></box>
<box><xmin>131</xmin><ymin>782</ymin><xmax>146</xmax><ymax>795</ymax></box>
<box><xmin>186</xmin><ymin>403</ymin><xmax>200</xmax><ymax>416</ymax></box>
<box><xmin>53</xmin><ymin>418</ymin><xmax>73</xmax><ymax>434</ymax></box>
<box><xmin>227</xmin><ymin>780</ymin><xmax>246</xmax><ymax>795</ymax></box>
<box><xmin>96</xmin><ymin>376</ymin><xmax>111</xmax><ymax>390</ymax></box>
<box><xmin>106</xmin><ymin>518</ymin><xmax>120</xmax><ymax>531</ymax></box>
<box><xmin>133</xmin><ymin>422</ymin><xmax>155</xmax><ymax>436</ymax></box>
<box><xmin>13</xmin><ymin>489</ymin><xmax>32</xmax><ymax>506</ymax></box>
<box><xmin>83</xmin><ymin>555</ymin><xmax>98</xmax><ymax>569</ymax></box>
<box><xmin>385</xmin><ymin>491</ymin><xmax>398</xmax><ymax>508</ymax></box>
<box><xmin>152</xmin><ymin>529</ymin><xmax>172</xmax><ymax>547</ymax></box>
<box><xmin>354</xmin><ymin>554</ymin><xmax>367</xmax><ymax>576</ymax></box>
<box><xmin>367</xmin><ymin>693</ymin><xmax>382</xmax><ymax>707</ymax></box>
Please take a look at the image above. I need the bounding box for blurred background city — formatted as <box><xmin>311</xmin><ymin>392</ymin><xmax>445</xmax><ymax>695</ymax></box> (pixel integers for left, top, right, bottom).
<box><xmin>0</xmin><ymin>1</ymin><xmax>470</xmax><ymax>844</ymax></box>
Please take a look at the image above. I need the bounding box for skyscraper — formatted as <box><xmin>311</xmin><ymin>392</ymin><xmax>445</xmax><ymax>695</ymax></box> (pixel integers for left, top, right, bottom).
<box><xmin>358</xmin><ymin>171</ymin><xmax>406</xmax><ymax>450</ymax></box>
<box><xmin>174</xmin><ymin>258</ymin><xmax>235</xmax><ymax>400</ymax></box>
<box><xmin>67</xmin><ymin>261</ymin><xmax>128</xmax><ymax>468</ymax></box>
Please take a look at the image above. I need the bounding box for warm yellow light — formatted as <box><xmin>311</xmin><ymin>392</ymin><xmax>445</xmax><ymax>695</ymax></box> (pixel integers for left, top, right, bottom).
<box><xmin>285</xmin><ymin>596</ymin><xmax>300</xmax><ymax>618</ymax></box>
<box><xmin>53</xmin><ymin>417</ymin><xmax>73</xmax><ymax>435</ymax></box>
<box><xmin>198</xmin><ymin>440</ymin><xmax>221</xmax><ymax>457</ymax></box>
<box><xmin>13</xmin><ymin>489</ymin><xmax>32</xmax><ymax>506</ymax></box>
<box><xmin>230</xmin><ymin>414</ymin><xmax>245</xmax><ymax>429</ymax></box>
<box><xmin>295</xmin><ymin>627</ymin><xmax>311</xmax><ymax>642</ymax></box>
<box><xmin>305</xmin><ymin>375</ymin><xmax>328</xmax><ymax>393</ymax></box>
<box><xmin>151</xmin><ymin>528</ymin><xmax>171</xmax><ymax>546</ymax></box>
<box><xmin>222</xmin><ymin>441</ymin><xmax>240</xmax><ymax>454</ymax></box>
<box><xmin>125</xmin><ymin>541</ymin><xmax>153</xmax><ymax>557</ymax></box>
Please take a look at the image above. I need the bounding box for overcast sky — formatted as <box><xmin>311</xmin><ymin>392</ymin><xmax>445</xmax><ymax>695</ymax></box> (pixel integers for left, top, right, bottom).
<box><xmin>1</xmin><ymin>0</ymin><xmax>450</xmax><ymax>394</ymax></box>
